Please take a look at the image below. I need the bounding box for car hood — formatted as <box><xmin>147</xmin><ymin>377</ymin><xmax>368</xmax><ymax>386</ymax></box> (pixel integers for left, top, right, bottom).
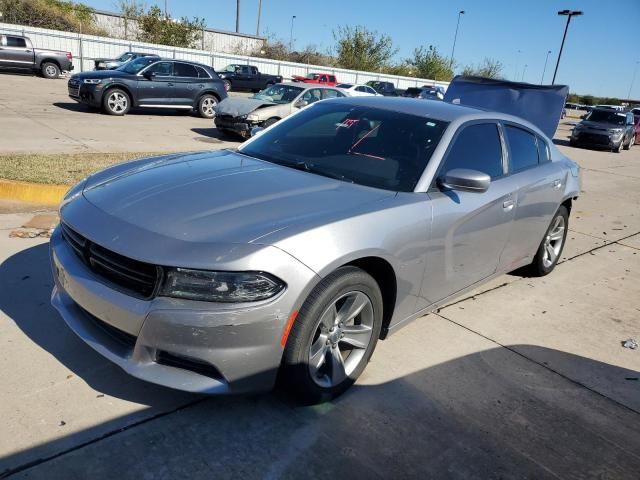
<box><xmin>214</xmin><ymin>97</ymin><xmax>276</xmax><ymax>117</ymax></box>
<box><xmin>71</xmin><ymin>69</ymin><xmax>133</xmax><ymax>80</ymax></box>
<box><xmin>81</xmin><ymin>150</ymin><xmax>393</xmax><ymax>245</ymax></box>
<box><xmin>578</xmin><ymin>120</ymin><xmax>620</xmax><ymax>130</ymax></box>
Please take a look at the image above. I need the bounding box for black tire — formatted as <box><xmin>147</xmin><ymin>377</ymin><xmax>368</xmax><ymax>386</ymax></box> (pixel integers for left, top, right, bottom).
<box><xmin>102</xmin><ymin>88</ymin><xmax>131</xmax><ymax>116</ymax></box>
<box><xmin>279</xmin><ymin>266</ymin><xmax>383</xmax><ymax>404</ymax></box>
<box><xmin>197</xmin><ymin>94</ymin><xmax>218</xmax><ymax>119</ymax></box>
<box><xmin>262</xmin><ymin>117</ymin><xmax>279</xmax><ymax>128</ymax></box>
<box><xmin>613</xmin><ymin>140</ymin><xmax>623</xmax><ymax>153</ymax></box>
<box><xmin>569</xmin><ymin>139</ymin><xmax>578</xmax><ymax>148</ymax></box>
<box><xmin>524</xmin><ymin>205</ymin><xmax>569</xmax><ymax>277</ymax></box>
<box><xmin>41</xmin><ymin>61</ymin><xmax>60</xmax><ymax>79</ymax></box>
<box><xmin>623</xmin><ymin>134</ymin><xmax>632</xmax><ymax>150</ymax></box>
<box><xmin>223</xmin><ymin>79</ymin><xmax>232</xmax><ymax>92</ymax></box>
<box><xmin>633</xmin><ymin>134</ymin><xmax>637</xmax><ymax>147</ymax></box>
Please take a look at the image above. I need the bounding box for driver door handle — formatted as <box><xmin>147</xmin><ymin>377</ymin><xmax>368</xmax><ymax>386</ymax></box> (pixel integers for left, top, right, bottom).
<box><xmin>503</xmin><ymin>199</ymin><xmax>515</xmax><ymax>211</ymax></box>
<box><xmin>553</xmin><ymin>179</ymin><xmax>562</xmax><ymax>189</ymax></box>
<box><xmin>167</xmin><ymin>82</ymin><xmax>174</xmax><ymax>86</ymax></box>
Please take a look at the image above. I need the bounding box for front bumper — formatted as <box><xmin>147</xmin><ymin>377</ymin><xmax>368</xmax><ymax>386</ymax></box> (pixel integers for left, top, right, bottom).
<box><xmin>571</xmin><ymin>130</ymin><xmax>622</xmax><ymax>148</ymax></box>
<box><xmin>50</xmin><ymin>220</ymin><xmax>318</xmax><ymax>394</ymax></box>
<box><xmin>214</xmin><ymin>115</ymin><xmax>258</xmax><ymax>136</ymax></box>
<box><xmin>67</xmin><ymin>81</ymin><xmax>102</xmax><ymax>106</ymax></box>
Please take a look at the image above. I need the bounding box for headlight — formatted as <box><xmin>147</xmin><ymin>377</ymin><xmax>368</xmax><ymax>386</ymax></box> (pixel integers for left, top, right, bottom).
<box><xmin>83</xmin><ymin>78</ymin><xmax>102</xmax><ymax>84</ymax></box>
<box><xmin>608</xmin><ymin>128</ymin><xmax>623</xmax><ymax>134</ymax></box>
<box><xmin>160</xmin><ymin>268</ymin><xmax>285</xmax><ymax>302</ymax></box>
<box><xmin>247</xmin><ymin>113</ymin><xmax>259</xmax><ymax>121</ymax></box>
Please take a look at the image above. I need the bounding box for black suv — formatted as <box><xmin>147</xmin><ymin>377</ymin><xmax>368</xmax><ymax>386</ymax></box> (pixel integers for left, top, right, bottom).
<box><xmin>68</xmin><ymin>57</ymin><xmax>227</xmax><ymax>118</ymax></box>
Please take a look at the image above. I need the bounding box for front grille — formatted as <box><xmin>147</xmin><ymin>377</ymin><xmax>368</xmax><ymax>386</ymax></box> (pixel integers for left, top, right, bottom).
<box><xmin>68</xmin><ymin>81</ymin><xmax>80</xmax><ymax>97</ymax></box>
<box><xmin>61</xmin><ymin>223</ymin><xmax>161</xmax><ymax>299</ymax></box>
<box><xmin>80</xmin><ymin>305</ymin><xmax>137</xmax><ymax>349</ymax></box>
<box><xmin>578</xmin><ymin>132</ymin><xmax>610</xmax><ymax>145</ymax></box>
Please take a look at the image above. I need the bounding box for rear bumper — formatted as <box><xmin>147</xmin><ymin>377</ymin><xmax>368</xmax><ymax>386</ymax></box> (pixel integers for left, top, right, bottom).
<box><xmin>49</xmin><ymin>220</ymin><xmax>317</xmax><ymax>394</ymax></box>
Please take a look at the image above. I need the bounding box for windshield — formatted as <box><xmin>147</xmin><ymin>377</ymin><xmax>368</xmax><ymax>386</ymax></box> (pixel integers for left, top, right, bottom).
<box><xmin>252</xmin><ymin>84</ymin><xmax>304</xmax><ymax>104</ymax></box>
<box><xmin>223</xmin><ymin>64</ymin><xmax>239</xmax><ymax>72</ymax></box>
<box><xmin>240</xmin><ymin>102</ymin><xmax>449</xmax><ymax>192</ymax></box>
<box><xmin>337</xmin><ymin>83</ymin><xmax>353</xmax><ymax>89</ymax></box>
<box><xmin>118</xmin><ymin>57</ymin><xmax>158</xmax><ymax>74</ymax></box>
<box><xmin>585</xmin><ymin>110</ymin><xmax>626</xmax><ymax>125</ymax></box>
<box><xmin>117</xmin><ymin>53</ymin><xmax>133</xmax><ymax>62</ymax></box>
<box><xmin>306</xmin><ymin>73</ymin><xmax>321</xmax><ymax>80</ymax></box>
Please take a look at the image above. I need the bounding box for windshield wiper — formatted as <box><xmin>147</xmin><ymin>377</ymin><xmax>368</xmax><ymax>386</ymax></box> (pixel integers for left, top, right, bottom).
<box><xmin>283</xmin><ymin>160</ymin><xmax>354</xmax><ymax>184</ymax></box>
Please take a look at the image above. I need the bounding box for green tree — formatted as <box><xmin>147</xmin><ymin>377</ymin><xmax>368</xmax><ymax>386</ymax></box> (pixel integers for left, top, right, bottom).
<box><xmin>136</xmin><ymin>5</ymin><xmax>204</xmax><ymax>48</ymax></box>
<box><xmin>461</xmin><ymin>58</ymin><xmax>503</xmax><ymax>78</ymax></box>
<box><xmin>0</xmin><ymin>0</ymin><xmax>105</xmax><ymax>35</ymax></box>
<box><xmin>333</xmin><ymin>25</ymin><xmax>397</xmax><ymax>71</ymax></box>
<box><xmin>408</xmin><ymin>45</ymin><xmax>453</xmax><ymax>81</ymax></box>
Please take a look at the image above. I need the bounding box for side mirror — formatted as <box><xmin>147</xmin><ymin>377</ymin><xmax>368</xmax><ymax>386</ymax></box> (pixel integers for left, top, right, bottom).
<box><xmin>250</xmin><ymin>126</ymin><xmax>265</xmax><ymax>137</ymax></box>
<box><xmin>295</xmin><ymin>99</ymin><xmax>309</xmax><ymax>108</ymax></box>
<box><xmin>143</xmin><ymin>71</ymin><xmax>156</xmax><ymax>80</ymax></box>
<box><xmin>438</xmin><ymin>168</ymin><xmax>490</xmax><ymax>193</ymax></box>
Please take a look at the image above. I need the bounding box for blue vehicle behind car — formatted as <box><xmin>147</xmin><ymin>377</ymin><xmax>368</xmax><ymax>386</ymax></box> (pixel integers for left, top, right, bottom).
<box><xmin>68</xmin><ymin>57</ymin><xmax>227</xmax><ymax>118</ymax></box>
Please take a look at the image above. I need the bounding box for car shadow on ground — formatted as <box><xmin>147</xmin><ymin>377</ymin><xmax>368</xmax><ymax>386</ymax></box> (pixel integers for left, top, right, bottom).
<box><xmin>0</xmin><ymin>243</ymin><xmax>198</xmax><ymax>406</ymax></box>
<box><xmin>52</xmin><ymin>102</ymin><xmax>200</xmax><ymax>117</ymax></box>
<box><xmin>1</xmin><ymin>244</ymin><xmax>640</xmax><ymax>478</ymax></box>
<box><xmin>191</xmin><ymin>127</ymin><xmax>243</xmax><ymax>144</ymax></box>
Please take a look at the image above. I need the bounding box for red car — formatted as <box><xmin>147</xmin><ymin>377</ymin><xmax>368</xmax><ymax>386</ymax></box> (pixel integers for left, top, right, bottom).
<box><xmin>291</xmin><ymin>72</ymin><xmax>338</xmax><ymax>86</ymax></box>
<box><xmin>633</xmin><ymin>109</ymin><xmax>640</xmax><ymax>146</ymax></box>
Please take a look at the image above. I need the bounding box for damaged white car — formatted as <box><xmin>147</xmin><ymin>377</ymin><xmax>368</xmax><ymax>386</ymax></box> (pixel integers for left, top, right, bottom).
<box><xmin>214</xmin><ymin>82</ymin><xmax>347</xmax><ymax>138</ymax></box>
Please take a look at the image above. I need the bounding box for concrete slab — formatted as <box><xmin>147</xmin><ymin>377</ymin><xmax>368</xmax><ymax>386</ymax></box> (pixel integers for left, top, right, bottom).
<box><xmin>440</xmin><ymin>243</ymin><xmax>640</xmax><ymax>413</ymax></box>
<box><xmin>6</xmin><ymin>317</ymin><xmax>640</xmax><ymax>479</ymax></box>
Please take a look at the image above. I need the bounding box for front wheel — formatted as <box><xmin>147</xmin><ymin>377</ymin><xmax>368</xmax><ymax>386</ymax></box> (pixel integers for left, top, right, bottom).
<box><xmin>623</xmin><ymin>134</ymin><xmax>632</xmax><ymax>150</ymax></box>
<box><xmin>102</xmin><ymin>89</ymin><xmax>130</xmax><ymax>115</ymax></box>
<box><xmin>525</xmin><ymin>205</ymin><xmax>569</xmax><ymax>277</ymax></box>
<box><xmin>279</xmin><ymin>266</ymin><xmax>383</xmax><ymax>404</ymax></box>
<box><xmin>198</xmin><ymin>94</ymin><xmax>217</xmax><ymax>119</ymax></box>
<box><xmin>41</xmin><ymin>62</ymin><xmax>60</xmax><ymax>79</ymax></box>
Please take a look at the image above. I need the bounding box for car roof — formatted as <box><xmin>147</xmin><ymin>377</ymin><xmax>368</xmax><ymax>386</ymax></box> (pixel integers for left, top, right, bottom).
<box><xmin>322</xmin><ymin>96</ymin><xmax>548</xmax><ymax>134</ymax></box>
<box><xmin>155</xmin><ymin>58</ymin><xmax>212</xmax><ymax>68</ymax></box>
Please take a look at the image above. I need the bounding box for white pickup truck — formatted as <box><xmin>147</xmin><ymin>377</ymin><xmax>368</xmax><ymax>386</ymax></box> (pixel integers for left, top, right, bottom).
<box><xmin>0</xmin><ymin>34</ymin><xmax>73</xmax><ymax>78</ymax></box>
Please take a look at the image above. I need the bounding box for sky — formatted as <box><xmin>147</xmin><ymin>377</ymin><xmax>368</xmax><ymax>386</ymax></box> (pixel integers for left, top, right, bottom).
<box><xmin>80</xmin><ymin>0</ymin><xmax>640</xmax><ymax>99</ymax></box>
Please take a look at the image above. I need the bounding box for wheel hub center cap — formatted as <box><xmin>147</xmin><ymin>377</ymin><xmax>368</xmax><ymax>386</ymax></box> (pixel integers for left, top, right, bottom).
<box><xmin>328</xmin><ymin>328</ymin><xmax>342</xmax><ymax>345</ymax></box>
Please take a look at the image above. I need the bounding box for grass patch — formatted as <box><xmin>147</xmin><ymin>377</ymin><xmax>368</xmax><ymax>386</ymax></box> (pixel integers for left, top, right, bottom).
<box><xmin>0</xmin><ymin>152</ymin><xmax>161</xmax><ymax>185</ymax></box>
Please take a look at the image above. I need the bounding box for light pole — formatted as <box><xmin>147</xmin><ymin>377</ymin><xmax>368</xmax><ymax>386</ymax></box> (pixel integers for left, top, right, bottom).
<box><xmin>235</xmin><ymin>0</ymin><xmax>240</xmax><ymax>33</ymax></box>
<box><xmin>256</xmin><ymin>0</ymin><xmax>262</xmax><ymax>36</ymax></box>
<box><xmin>552</xmin><ymin>10</ymin><xmax>583</xmax><ymax>84</ymax></box>
<box><xmin>289</xmin><ymin>15</ymin><xmax>296</xmax><ymax>52</ymax></box>
<box><xmin>541</xmin><ymin>50</ymin><xmax>552</xmax><ymax>84</ymax></box>
<box><xmin>449</xmin><ymin>10</ymin><xmax>465</xmax><ymax>67</ymax></box>
<box><xmin>627</xmin><ymin>61</ymin><xmax>639</xmax><ymax>102</ymax></box>
<box><xmin>521</xmin><ymin>64</ymin><xmax>528</xmax><ymax>82</ymax></box>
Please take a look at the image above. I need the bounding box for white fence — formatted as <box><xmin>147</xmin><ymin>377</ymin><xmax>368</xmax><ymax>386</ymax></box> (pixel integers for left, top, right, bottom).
<box><xmin>0</xmin><ymin>22</ymin><xmax>450</xmax><ymax>91</ymax></box>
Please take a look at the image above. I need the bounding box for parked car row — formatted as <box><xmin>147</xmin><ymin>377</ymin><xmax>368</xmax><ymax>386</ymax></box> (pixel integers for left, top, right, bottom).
<box><xmin>570</xmin><ymin>107</ymin><xmax>639</xmax><ymax>152</ymax></box>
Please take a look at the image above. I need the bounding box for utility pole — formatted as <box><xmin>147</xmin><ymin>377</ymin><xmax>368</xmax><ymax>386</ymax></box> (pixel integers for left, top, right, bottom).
<box><xmin>514</xmin><ymin>49</ymin><xmax>521</xmax><ymax>80</ymax></box>
<box><xmin>256</xmin><ymin>0</ymin><xmax>262</xmax><ymax>36</ymax></box>
<box><xmin>235</xmin><ymin>0</ymin><xmax>240</xmax><ymax>33</ymax></box>
<box><xmin>289</xmin><ymin>15</ymin><xmax>296</xmax><ymax>51</ymax></box>
<box><xmin>552</xmin><ymin>10</ymin><xmax>583</xmax><ymax>84</ymax></box>
<box><xmin>541</xmin><ymin>50</ymin><xmax>551</xmax><ymax>84</ymax></box>
<box><xmin>521</xmin><ymin>64</ymin><xmax>527</xmax><ymax>82</ymax></box>
<box><xmin>449</xmin><ymin>10</ymin><xmax>465</xmax><ymax>67</ymax></box>
<box><xmin>164</xmin><ymin>0</ymin><xmax>168</xmax><ymax>18</ymax></box>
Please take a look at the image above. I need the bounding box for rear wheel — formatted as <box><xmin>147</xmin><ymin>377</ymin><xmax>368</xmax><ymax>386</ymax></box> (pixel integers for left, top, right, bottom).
<box><xmin>102</xmin><ymin>88</ymin><xmax>130</xmax><ymax>116</ymax></box>
<box><xmin>223</xmin><ymin>79</ymin><xmax>232</xmax><ymax>92</ymax></box>
<box><xmin>41</xmin><ymin>62</ymin><xmax>60</xmax><ymax>79</ymax></box>
<box><xmin>525</xmin><ymin>205</ymin><xmax>569</xmax><ymax>277</ymax></box>
<box><xmin>623</xmin><ymin>133</ymin><xmax>632</xmax><ymax>150</ymax></box>
<box><xmin>279</xmin><ymin>266</ymin><xmax>383</xmax><ymax>404</ymax></box>
<box><xmin>197</xmin><ymin>94</ymin><xmax>217</xmax><ymax>119</ymax></box>
<box><xmin>614</xmin><ymin>139</ymin><xmax>623</xmax><ymax>153</ymax></box>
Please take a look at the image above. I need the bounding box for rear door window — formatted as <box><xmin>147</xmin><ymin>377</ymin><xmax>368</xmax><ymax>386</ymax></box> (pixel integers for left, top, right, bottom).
<box><xmin>6</xmin><ymin>36</ymin><xmax>27</xmax><ymax>48</ymax></box>
<box><xmin>504</xmin><ymin>126</ymin><xmax>539</xmax><ymax>172</ymax></box>
<box><xmin>195</xmin><ymin>66</ymin><xmax>210</xmax><ymax>78</ymax></box>
<box><xmin>438</xmin><ymin>123</ymin><xmax>504</xmax><ymax>180</ymax></box>
<box><xmin>173</xmin><ymin>62</ymin><xmax>198</xmax><ymax>78</ymax></box>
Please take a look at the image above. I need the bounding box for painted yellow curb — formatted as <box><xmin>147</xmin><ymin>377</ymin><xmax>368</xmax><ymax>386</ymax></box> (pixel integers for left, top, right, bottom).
<box><xmin>0</xmin><ymin>179</ymin><xmax>70</xmax><ymax>206</ymax></box>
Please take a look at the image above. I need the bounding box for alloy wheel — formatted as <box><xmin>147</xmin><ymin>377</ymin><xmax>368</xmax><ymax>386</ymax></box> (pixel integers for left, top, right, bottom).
<box><xmin>201</xmin><ymin>97</ymin><xmax>217</xmax><ymax>117</ymax></box>
<box><xmin>107</xmin><ymin>92</ymin><xmax>127</xmax><ymax>113</ymax></box>
<box><xmin>45</xmin><ymin>65</ymin><xmax>57</xmax><ymax>77</ymax></box>
<box><xmin>308</xmin><ymin>291</ymin><xmax>374</xmax><ymax>388</ymax></box>
<box><xmin>542</xmin><ymin>215</ymin><xmax>565</xmax><ymax>268</ymax></box>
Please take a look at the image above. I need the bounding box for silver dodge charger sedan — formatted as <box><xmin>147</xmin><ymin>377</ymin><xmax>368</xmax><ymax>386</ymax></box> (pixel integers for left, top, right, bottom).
<box><xmin>51</xmin><ymin>81</ymin><xmax>580</xmax><ymax>403</ymax></box>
